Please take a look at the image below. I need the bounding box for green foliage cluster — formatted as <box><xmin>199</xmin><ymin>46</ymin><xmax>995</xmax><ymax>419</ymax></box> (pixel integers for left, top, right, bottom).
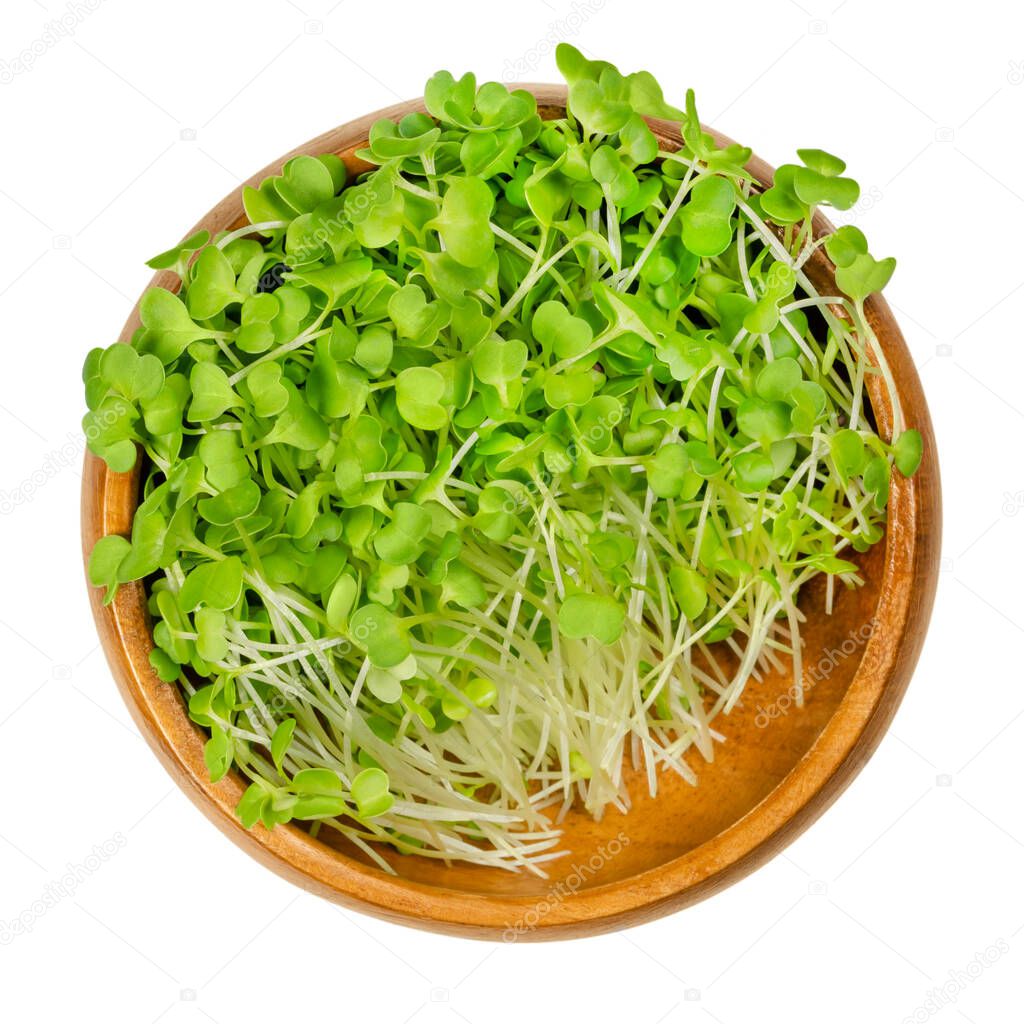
<box><xmin>84</xmin><ymin>46</ymin><xmax>920</xmax><ymax>869</ymax></box>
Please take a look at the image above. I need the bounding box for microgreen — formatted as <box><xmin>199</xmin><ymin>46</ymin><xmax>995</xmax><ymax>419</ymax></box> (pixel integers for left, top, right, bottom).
<box><xmin>84</xmin><ymin>46</ymin><xmax>919</xmax><ymax>873</ymax></box>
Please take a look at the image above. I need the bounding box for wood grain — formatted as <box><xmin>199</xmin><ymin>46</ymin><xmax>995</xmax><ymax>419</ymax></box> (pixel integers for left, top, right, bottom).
<box><xmin>81</xmin><ymin>86</ymin><xmax>942</xmax><ymax>940</ymax></box>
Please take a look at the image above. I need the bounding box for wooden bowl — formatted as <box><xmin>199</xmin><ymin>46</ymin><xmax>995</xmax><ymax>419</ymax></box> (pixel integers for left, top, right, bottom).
<box><xmin>81</xmin><ymin>86</ymin><xmax>941</xmax><ymax>939</ymax></box>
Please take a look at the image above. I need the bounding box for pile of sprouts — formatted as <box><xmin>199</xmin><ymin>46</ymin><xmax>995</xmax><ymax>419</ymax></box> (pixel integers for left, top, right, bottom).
<box><xmin>84</xmin><ymin>46</ymin><xmax>922</xmax><ymax>872</ymax></box>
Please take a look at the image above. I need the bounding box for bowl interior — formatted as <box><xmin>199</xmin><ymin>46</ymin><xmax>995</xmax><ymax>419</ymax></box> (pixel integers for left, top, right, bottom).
<box><xmin>84</xmin><ymin>89</ymin><xmax>938</xmax><ymax>936</ymax></box>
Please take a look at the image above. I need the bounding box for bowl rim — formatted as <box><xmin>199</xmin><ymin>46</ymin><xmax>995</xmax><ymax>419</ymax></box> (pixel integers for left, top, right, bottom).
<box><xmin>81</xmin><ymin>84</ymin><xmax>942</xmax><ymax>940</ymax></box>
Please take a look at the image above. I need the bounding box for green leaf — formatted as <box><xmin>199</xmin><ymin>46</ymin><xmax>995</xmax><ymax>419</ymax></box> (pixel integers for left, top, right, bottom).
<box><xmin>187</xmin><ymin>246</ymin><xmax>241</xmax><ymax>320</ymax></box>
<box><xmin>830</xmin><ymin>429</ymin><xmax>867</xmax><ymax>483</ymax></box>
<box><xmin>349</xmin><ymin>603</ymin><xmax>410</xmax><ymax>668</ymax></box>
<box><xmin>791</xmin><ymin>147</ymin><xmax>859</xmax><ymax>210</ymax></box>
<box><xmin>524</xmin><ymin>164</ymin><xmax>572</xmax><ymax>225</ymax></box>
<box><xmin>568</xmin><ymin>78</ymin><xmax>632</xmax><ymax>135</ymax></box>
<box><xmin>532</xmin><ymin>301</ymin><xmax>593</xmax><ymax>360</ymax></box>
<box><xmin>261</xmin><ymin>381</ymin><xmax>329</xmax><ymax>450</ymax></box>
<box><xmin>149</xmin><ymin>648</ymin><xmax>181</xmax><ymax>682</ymax></box>
<box><xmin>646</xmin><ymin>444</ymin><xmax>689</xmax><ymax>498</ymax></box>
<box><xmin>625</xmin><ymin>69</ymin><xmax>684</xmax><ymax>120</ymax></box>
<box><xmin>307</xmin><ymin>336</ymin><xmax>368</xmax><ymax>420</ymax></box>
<box><xmin>894</xmin><ymin>429</ymin><xmax>923</xmax><ymax>477</ymax></box>
<box><xmin>146</xmin><ymin>229</ymin><xmax>210</xmax><ymax>272</ymax></box>
<box><xmin>473</xmin><ymin>337</ymin><xmax>527</xmax><ymax>389</ymax></box>
<box><xmin>737</xmin><ymin>397</ymin><xmax>791</xmax><ymax>445</ymax></box>
<box><xmin>290</xmin><ymin>795</ymin><xmax>349</xmax><ymax>820</ymax></box>
<box><xmin>99</xmin><ymin>344</ymin><xmax>164</xmax><ymax>402</ymax></box>
<box><xmin>388</xmin><ymin>284</ymin><xmax>449</xmax><ymax>346</ymax></box>
<box><xmin>863</xmin><ymin>455</ymin><xmax>892</xmax><ymax>509</ymax></box>
<box><xmin>681</xmin><ymin>176</ymin><xmax>736</xmax><ymax>257</ymax></box>
<box><xmin>441</xmin><ymin>563</ymin><xmax>487</xmax><ymax>609</ymax></box>
<box><xmin>141</xmin><ymin>373</ymin><xmax>189</xmax><ymax>435</ymax></box>
<box><xmin>367</xmin><ymin>114</ymin><xmax>441</xmax><ymax>160</ymax></box>
<box><xmin>732</xmin><ymin>451</ymin><xmax>774</xmax><ymax>492</ymax></box>
<box><xmin>195</xmin><ymin>606</ymin><xmax>228</xmax><ymax>662</ymax></box>
<box><xmin>204</xmin><ymin>726</ymin><xmax>233</xmax><ymax>783</ymax></box>
<box><xmin>429</xmin><ymin>177</ymin><xmax>494</xmax><ymax>267</ymax></box>
<box><xmin>236</xmin><ymin>783</ymin><xmax>269</xmax><ymax>829</ymax></box>
<box><xmin>197</xmin><ymin>480</ymin><xmax>261</xmax><ymax>525</ymax></box>
<box><xmin>558</xmin><ymin>593</ymin><xmax>625</xmax><ymax>644</ymax></box>
<box><xmin>543</xmin><ymin>370</ymin><xmax>595</xmax><ymax>409</ymax></box>
<box><xmin>354</xmin><ymin>325</ymin><xmax>393</xmax><ymax>377</ymax></box>
<box><xmin>555</xmin><ymin>42</ymin><xmax>613</xmax><ymax>85</ymax></box>
<box><xmin>365</xmin><ymin>666</ymin><xmax>404</xmax><ymax>704</ymax></box>
<box><xmin>655</xmin><ymin>333</ymin><xmax>711</xmax><ymax>381</ymax></box>
<box><xmin>326</xmin><ymin>575</ymin><xmax>358</xmax><ymax>632</ymax></box>
<box><xmin>179</xmin><ymin>557</ymin><xmax>244</xmax><ymax>612</ymax></box>
<box><xmin>292</xmin><ymin>767</ymin><xmax>344</xmax><ymax>796</ymax></box>
<box><xmin>835</xmin><ymin>254</ymin><xmax>896</xmax><ymax>303</ymax></box>
<box><xmin>825</xmin><ymin>226</ymin><xmax>895</xmax><ymax>301</ymax></box>
<box><xmin>465</xmin><ymin>677</ymin><xmax>497</xmax><ymax>709</ymax></box>
<box><xmin>290</xmin><ymin>257</ymin><xmax>372</xmax><ymax>308</ymax></box>
<box><xmin>789</xmin><ymin>380</ymin><xmax>827</xmax><ymax>433</ymax></box>
<box><xmin>591</xmin><ymin>145</ymin><xmax>639</xmax><ymax>203</ymax></box>
<box><xmin>588</xmin><ymin>531</ymin><xmax>636</xmax><ymax>570</ymax></box>
<box><xmin>139</xmin><ymin>287</ymin><xmax>211</xmax><ymax>364</ymax></box>
<box><xmin>668</xmin><ymin>565</ymin><xmax>708</xmax><ymax>620</ymax></box>
<box><xmin>188</xmin><ymin>362</ymin><xmax>242</xmax><ymax>421</ymax></box>
<box><xmin>375</xmin><ymin>503</ymin><xmax>432</xmax><ymax>565</ymax></box>
<box><xmin>756</xmin><ymin>357</ymin><xmax>802</xmax><ymax>401</ymax></box>
<box><xmin>246</xmin><ymin>362</ymin><xmax>290</xmax><ymax>418</ymax></box>
<box><xmin>276</xmin><ymin>155</ymin><xmax>338</xmax><ymax>213</ymax></box>
<box><xmin>88</xmin><ymin>534</ymin><xmax>131</xmax><ymax>604</ymax></box>
<box><xmin>395</xmin><ymin>366</ymin><xmax>448</xmax><ymax>430</ymax></box>
<box><xmin>351</xmin><ymin>767</ymin><xmax>394</xmax><ymax>818</ymax></box>
<box><xmin>270</xmin><ymin>719</ymin><xmax>296</xmax><ymax>770</ymax></box>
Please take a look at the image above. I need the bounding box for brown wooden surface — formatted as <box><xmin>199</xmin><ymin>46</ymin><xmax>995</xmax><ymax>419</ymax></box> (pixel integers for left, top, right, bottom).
<box><xmin>80</xmin><ymin>86</ymin><xmax>942</xmax><ymax>940</ymax></box>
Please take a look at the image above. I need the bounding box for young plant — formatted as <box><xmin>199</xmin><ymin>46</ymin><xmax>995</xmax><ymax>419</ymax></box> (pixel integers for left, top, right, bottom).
<box><xmin>84</xmin><ymin>46</ymin><xmax>921</xmax><ymax>872</ymax></box>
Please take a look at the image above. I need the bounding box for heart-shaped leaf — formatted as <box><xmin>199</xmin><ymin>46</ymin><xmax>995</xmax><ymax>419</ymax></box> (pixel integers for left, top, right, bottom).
<box><xmin>429</xmin><ymin>176</ymin><xmax>494</xmax><ymax>267</ymax></box>
<box><xmin>188</xmin><ymin>362</ymin><xmax>242</xmax><ymax>421</ymax></box>
<box><xmin>395</xmin><ymin>366</ymin><xmax>448</xmax><ymax>430</ymax></box>
<box><xmin>188</xmin><ymin>246</ymin><xmax>241</xmax><ymax>320</ymax></box>
<box><xmin>179</xmin><ymin>556</ymin><xmax>244</xmax><ymax>612</ymax></box>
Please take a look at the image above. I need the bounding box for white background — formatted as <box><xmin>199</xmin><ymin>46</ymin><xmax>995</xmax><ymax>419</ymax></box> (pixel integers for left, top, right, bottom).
<box><xmin>1</xmin><ymin>0</ymin><xmax>1021</xmax><ymax>1020</ymax></box>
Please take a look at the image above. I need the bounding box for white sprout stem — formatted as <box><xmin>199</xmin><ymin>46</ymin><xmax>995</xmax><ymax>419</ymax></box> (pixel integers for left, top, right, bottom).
<box><xmin>215</xmin><ymin>220</ymin><xmax>289</xmax><ymax>248</ymax></box>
